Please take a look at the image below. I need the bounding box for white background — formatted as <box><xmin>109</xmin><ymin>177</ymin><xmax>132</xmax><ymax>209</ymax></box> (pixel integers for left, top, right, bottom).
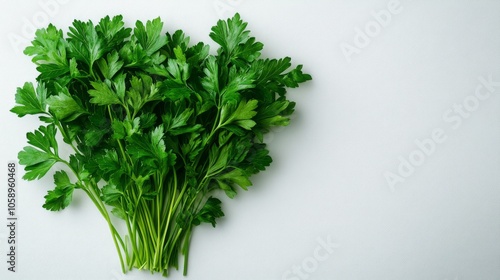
<box><xmin>1</xmin><ymin>0</ymin><xmax>500</xmax><ymax>279</ymax></box>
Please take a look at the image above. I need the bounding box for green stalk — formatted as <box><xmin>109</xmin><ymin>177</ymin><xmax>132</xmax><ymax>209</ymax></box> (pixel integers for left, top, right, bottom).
<box><xmin>61</xmin><ymin>159</ymin><xmax>127</xmax><ymax>273</ymax></box>
<box><xmin>78</xmin><ymin>182</ymin><xmax>127</xmax><ymax>273</ymax></box>
<box><xmin>182</xmin><ymin>225</ymin><xmax>193</xmax><ymax>276</ymax></box>
<box><xmin>90</xmin><ymin>186</ymin><xmax>127</xmax><ymax>273</ymax></box>
<box><xmin>153</xmin><ymin>172</ymin><xmax>165</xmax><ymax>269</ymax></box>
<box><xmin>125</xmin><ymin>216</ymin><xmax>139</xmax><ymax>270</ymax></box>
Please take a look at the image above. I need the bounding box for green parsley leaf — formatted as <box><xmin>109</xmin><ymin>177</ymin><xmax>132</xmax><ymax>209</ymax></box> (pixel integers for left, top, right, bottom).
<box><xmin>67</xmin><ymin>19</ymin><xmax>105</xmax><ymax>68</ymax></box>
<box><xmin>127</xmin><ymin>126</ymin><xmax>175</xmax><ymax>169</ymax></box>
<box><xmin>193</xmin><ymin>197</ymin><xmax>224</xmax><ymax>227</ymax></box>
<box><xmin>19</xmin><ymin>124</ymin><xmax>60</xmax><ymax>180</ymax></box>
<box><xmin>24</xmin><ymin>24</ymin><xmax>67</xmax><ymax>66</ymax></box>
<box><xmin>18</xmin><ymin>147</ymin><xmax>58</xmax><ymax>180</ymax></box>
<box><xmin>210</xmin><ymin>13</ymin><xmax>249</xmax><ymax>57</ymax></box>
<box><xmin>220</xmin><ymin>99</ymin><xmax>258</xmax><ymax>129</ymax></box>
<box><xmin>133</xmin><ymin>17</ymin><xmax>167</xmax><ymax>56</ymax></box>
<box><xmin>101</xmin><ymin>184</ymin><xmax>124</xmax><ymax>205</ymax></box>
<box><xmin>217</xmin><ymin>168</ymin><xmax>252</xmax><ymax>190</ymax></box>
<box><xmin>96</xmin><ymin>15</ymin><xmax>132</xmax><ymax>53</ymax></box>
<box><xmin>282</xmin><ymin>64</ymin><xmax>312</xmax><ymax>88</ymax></box>
<box><xmin>47</xmin><ymin>85</ymin><xmax>87</xmax><ymax>121</ymax></box>
<box><xmin>10</xmin><ymin>82</ymin><xmax>48</xmax><ymax>117</ymax></box>
<box><xmin>26</xmin><ymin>124</ymin><xmax>58</xmax><ymax>154</ymax></box>
<box><xmin>97</xmin><ymin>51</ymin><xmax>124</xmax><ymax>80</ymax></box>
<box><xmin>201</xmin><ymin>55</ymin><xmax>220</xmax><ymax>96</ymax></box>
<box><xmin>88</xmin><ymin>81</ymin><xmax>121</xmax><ymax>105</ymax></box>
<box><xmin>43</xmin><ymin>170</ymin><xmax>75</xmax><ymax>211</ymax></box>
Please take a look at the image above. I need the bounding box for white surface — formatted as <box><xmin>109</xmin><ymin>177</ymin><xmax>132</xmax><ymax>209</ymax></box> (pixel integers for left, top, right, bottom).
<box><xmin>1</xmin><ymin>0</ymin><xmax>500</xmax><ymax>279</ymax></box>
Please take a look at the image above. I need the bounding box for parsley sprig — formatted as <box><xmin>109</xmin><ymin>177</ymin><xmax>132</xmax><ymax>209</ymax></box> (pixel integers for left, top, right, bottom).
<box><xmin>11</xmin><ymin>14</ymin><xmax>311</xmax><ymax>276</ymax></box>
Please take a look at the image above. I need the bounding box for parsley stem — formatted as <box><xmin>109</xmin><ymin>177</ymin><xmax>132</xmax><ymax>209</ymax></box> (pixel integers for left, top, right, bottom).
<box><xmin>82</xmin><ymin>183</ymin><xmax>127</xmax><ymax>273</ymax></box>
<box><xmin>182</xmin><ymin>225</ymin><xmax>192</xmax><ymax>276</ymax></box>
<box><xmin>61</xmin><ymin>158</ymin><xmax>127</xmax><ymax>273</ymax></box>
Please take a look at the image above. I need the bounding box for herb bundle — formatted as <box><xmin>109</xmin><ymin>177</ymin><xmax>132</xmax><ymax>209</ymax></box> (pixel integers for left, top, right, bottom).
<box><xmin>11</xmin><ymin>14</ymin><xmax>311</xmax><ymax>276</ymax></box>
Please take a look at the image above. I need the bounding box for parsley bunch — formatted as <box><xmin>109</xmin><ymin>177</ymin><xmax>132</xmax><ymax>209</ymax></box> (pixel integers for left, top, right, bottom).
<box><xmin>11</xmin><ymin>14</ymin><xmax>311</xmax><ymax>276</ymax></box>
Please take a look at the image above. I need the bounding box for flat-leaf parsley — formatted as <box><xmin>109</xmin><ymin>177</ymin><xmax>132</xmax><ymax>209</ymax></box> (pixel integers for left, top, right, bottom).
<box><xmin>11</xmin><ymin>14</ymin><xmax>311</xmax><ymax>276</ymax></box>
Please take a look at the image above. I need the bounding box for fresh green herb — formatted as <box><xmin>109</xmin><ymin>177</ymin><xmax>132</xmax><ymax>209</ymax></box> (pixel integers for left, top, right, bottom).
<box><xmin>12</xmin><ymin>14</ymin><xmax>311</xmax><ymax>276</ymax></box>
